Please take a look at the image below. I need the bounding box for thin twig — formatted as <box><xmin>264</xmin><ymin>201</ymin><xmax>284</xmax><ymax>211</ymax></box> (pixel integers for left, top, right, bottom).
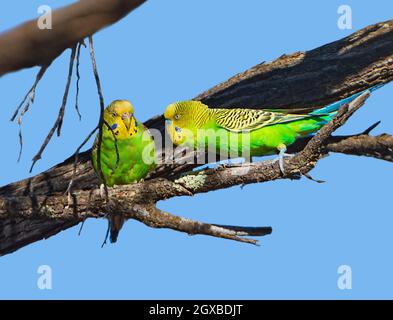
<box><xmin>17</xmin><ymin>125</ymin><xmax>24</xmax><ymax>163</ymax></box>
<box><xmin>74</xmin><ymin>41</ymin><xmax>84</xmax><ymax>121</ymax></box>
<box><xmin>89</xmin><ymin>36</ymin><xmax>108</xmax><ymax>200</ymax></box>
<box><xmin>101</xmin><ymin>221</ymin><xmax>110</xmax><ymax>248</ymax></box>
<box><xmin>12</xmin><ymin>66</ymin><xmax>48</xmax><ymax>162</ymax></box>
<box><xmin>361</xmin><ymin>120</ymin><xmax>381</xmax><ymax>135</ymax></box>
<box><xmin>29</xmin><ymin>47</ymin><xmax>77</xmax><ymax>173</ymax></box>
<box><xmin>10</xmin><ymin>66</ymin><xmax>48</xmax><ymax>121</ymax></box>
<box><xmin>57</xmin><ymin>44</ymin><xmax>77</xmax><ymax>136</ymax></box>
<box><xmin>65</xmin><ymin>125</ymin><xmax>98</xmax><ymax>195</ymax></box>
<box><xmin>302</xmin><ymin>172</ymin><xmax>325</xmax><ymax>183</ymax></box>
<box><xmin>78</xmin><ymin>220</ymin><xmax>86</xmax><ymax>236</ymax></box>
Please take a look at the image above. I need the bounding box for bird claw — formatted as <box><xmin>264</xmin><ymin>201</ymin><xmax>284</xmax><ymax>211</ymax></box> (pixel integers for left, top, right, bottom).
<box><xmin>64</xmin><ymin>191</ymin><xmax>73</xmax><ymax>209</ymax></box>
<box><xmin>100</xmin><ymin>183</ymin><xmax>107</xmax><ymax>200</ymax></box>
<box><xmin>274</xmin><ymin>145</ymin><xmax>294</xmax><ymax>174</ymax></box>
<box><xmin>67</xmin><ymin>192</ymin><xmax>73</xmax><ymax>206</ymax></box>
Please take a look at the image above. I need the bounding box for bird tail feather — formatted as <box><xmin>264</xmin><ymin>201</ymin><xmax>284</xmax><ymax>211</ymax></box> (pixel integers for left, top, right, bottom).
<box><xmin>310</xmin><ymin>84</ymin><xmax>383</xmax><ymax>116</ymax></box>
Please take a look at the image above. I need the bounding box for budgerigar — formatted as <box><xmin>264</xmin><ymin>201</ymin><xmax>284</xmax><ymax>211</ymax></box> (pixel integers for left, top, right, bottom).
<box><xmin>92</xmin><ymin>100</ymin><xmax>156</xmax><ymax>242</ymax></box>
<box><xmin>164</xmin><ymin>88</ymin><xmax>378</xmax><ymax>172</ymax></box>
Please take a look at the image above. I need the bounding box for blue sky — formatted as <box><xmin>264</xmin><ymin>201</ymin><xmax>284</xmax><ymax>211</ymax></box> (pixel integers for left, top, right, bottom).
<box><xmin>0</xmin><ymin>0</ymin><xmax>393</xmax><ymax>299</ymax></box>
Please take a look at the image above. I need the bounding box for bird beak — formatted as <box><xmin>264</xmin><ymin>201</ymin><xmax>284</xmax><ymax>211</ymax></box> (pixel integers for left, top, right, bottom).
<box><xmin>122</xmin><ymin>113</ymin><xmax>132</xmax><ymax>131</ymax></box>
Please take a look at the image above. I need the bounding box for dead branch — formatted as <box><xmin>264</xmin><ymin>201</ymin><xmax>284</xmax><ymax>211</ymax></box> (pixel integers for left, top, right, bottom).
<box><xmin>30</xmin><ymin>46</ymin><xmax>77</xmax><ymax>172</ymax></box>
<box><xmin>57</xmin><ymin>45</ymin><xmax>77</xmax><ymax>136</ymax></box>
<box><xmin>11</xmin><ymin>66</ymin><xmax>48</xmax><ymax>121</ymax></box>
<box><xmin>284</xmin><ymin>120</ymin><xmax>393</xmax><ymax>163</ymax></box>
<box><xmin>196</xmin><ymin>19</ymin><xmax>393</xmax><ymax>111</ymax></box>
<box><xmin>74</xmin><ymin>41</ymin><xmax>85</xmax><ymax>121</ymax></box>
<box><xmin>11</xmin><ymin>66</ymin><xmax>48</xmax><ymax>161</ymax></box>
<box><xmin>1</xmin><ymin>19</ymin><xmax>393</xmax><ymax>255</ymax></box>
<box><xmin>0</xmin><ymin>93</ymin><xmax>377</xmax><ymax>255</ymax></box>
<box><xmin>88</xmin><ymin>35</ymin><xmax>108</xmax><ymax>199</ymax></box>
<box><xmin>325</xmin><ymin>134</ymin><xmax>393</xmax><ymax>162</ymax></box>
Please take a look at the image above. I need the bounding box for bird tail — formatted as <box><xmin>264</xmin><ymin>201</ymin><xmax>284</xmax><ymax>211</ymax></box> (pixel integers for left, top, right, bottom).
<box><xmin>310</xmin><ymin>84</ymin><xmax>383</xmax><ymax>116</ymax></box>
<box><xmin>109</xmin><ymin>214</ymin><xmax>125</xmax><ymax>243</ymax></box>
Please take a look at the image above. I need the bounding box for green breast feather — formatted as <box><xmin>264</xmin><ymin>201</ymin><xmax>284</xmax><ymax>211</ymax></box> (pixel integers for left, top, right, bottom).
<box><xmin>92</xmin><ymin>125</ymin><xmax>156</xmax><ymax>187</ymax></box>
<box><xmin>91</xmin><ymin>100</ymin><xmax>156</xmax><ymax>187</ymax></box>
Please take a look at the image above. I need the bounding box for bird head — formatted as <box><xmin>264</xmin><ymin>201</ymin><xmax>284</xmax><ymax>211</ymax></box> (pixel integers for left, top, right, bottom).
<box><xmin>104</xmin><ymin>100</ymin><xmax>138</xmax><ymax>139</ymax></box>
<box><xmin>164</xmin><ymin>100</ymin><xmax>209</xmax><ymax>146</ymax></box>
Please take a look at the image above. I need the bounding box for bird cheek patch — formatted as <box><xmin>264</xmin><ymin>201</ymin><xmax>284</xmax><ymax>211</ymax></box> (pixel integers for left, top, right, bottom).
<box><xmin>130</xmin><ymin>128</ymin><xmax>138</xmax><ymax>136</ymax></box>
<box><xmin>175</xmin><ymin>133</ymin><xmax>182</xmax><ymax>143</ymax></box>
<box><xmin>129</xmin><ymin>120</ymin><xmax>138</xmax><ymax>137</ymax></box>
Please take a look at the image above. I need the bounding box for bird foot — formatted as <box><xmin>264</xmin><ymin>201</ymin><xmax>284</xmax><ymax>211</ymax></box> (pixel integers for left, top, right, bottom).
<box><xmin>64</xmin><ymin>191</ymin><xmax>73</xmax><ymax>209</ymax></box>
<box><xmin>99</xmin><ymin>183</ymin><xmax>110</xmax><ymax>201</ymax></box>
<box><xmin>100</xmin><ymin>183</ymin><xmax>105</xmax><ymax>198</ymax></box>
<box><xmin>274</xmin><ymin>145</ymin><xmax>294</xmax><ymax>174</ymax></box>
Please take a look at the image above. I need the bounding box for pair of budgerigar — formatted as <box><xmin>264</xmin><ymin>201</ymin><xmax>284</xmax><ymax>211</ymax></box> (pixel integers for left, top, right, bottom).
<box><xmin>92</xmin><ymin>88</ymin><xmax>377</xmax><ymax>242</ymax></box>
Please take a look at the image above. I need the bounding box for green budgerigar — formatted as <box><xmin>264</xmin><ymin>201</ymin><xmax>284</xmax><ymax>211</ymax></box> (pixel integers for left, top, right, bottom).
<box><xmin>92</xmin><ymin>100</ymin><xmax>156</xmax><ymax>242</ymax></box>
<box><xmin>164</xmin><ymin>89</ymin><xmax>376</xmax><ymax>171</ymax></box>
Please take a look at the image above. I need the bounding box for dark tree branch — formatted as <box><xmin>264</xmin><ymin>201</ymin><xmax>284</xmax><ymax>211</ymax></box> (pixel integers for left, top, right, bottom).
<box><xmin>11</xmin><ymin>66</ymin><xmax>48</xmax><ymax>162</ymax></box>
<box><xmin>10</xmin><ymin>66</ymin><xmax>48</xmax><ymax>121</ymax></box>
<box><xmin>88</xmin><ymin>35</ymin><xmax>108</xmax><ymax>199</ymax></box>
<box><xmin>288</xmin><ymin>132</ymin><xmax>393</xmax><ymax>163</ymax></box>
<box><xmin>325</xmin><ymin>134</ymin><xmax>393</xmax><ymax>162</ymax></box>
<box><xmin>0</xmin><ymin>93</ymin><xmax>383</xmax><ymax>255</ymax></box>
<box><xmin>196</xmin><ymin>19</ymin><xmax>393</xmax><ymax>110</ymax></box>
<box><xmin>1</xmin><ymin>19</ymin><xmax>393</xmax><ymax>255</ymax></box>
<box><xmin>74</xmin><ymin>41</ymin><xmax>84</xmax><ymax>121</ymax></box>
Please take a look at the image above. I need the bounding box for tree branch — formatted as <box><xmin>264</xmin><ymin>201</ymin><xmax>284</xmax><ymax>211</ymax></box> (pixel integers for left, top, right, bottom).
<box><xmin>196</xmin><ymin>19</ymin><xmax>393</xmax><ymax>110</ymax></box>
<box><xmin>1</xmin><ymin>19</ymin><xmax>393</xmax><ymax>255</ymax></box>
<box><xmin>0</xmin><ymin>93</ymin><xmax>382</xmax><ymax>255</ymax></box>
<box><xmin>289</xmin><ymin>132</ymin><xmax>393</xmax><ymax>163</ymax></box>
<box><xmin>0</xmin><ymin>0</ymin><xmax>146</xmax><ymax>76</ymax></box>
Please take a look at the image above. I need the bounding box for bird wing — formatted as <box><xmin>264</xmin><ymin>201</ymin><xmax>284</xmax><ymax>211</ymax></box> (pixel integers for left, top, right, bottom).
<box><xmin>213</xmin><ymin>108</ymin><xmax>311</xmax><ymax>132</ymax></box>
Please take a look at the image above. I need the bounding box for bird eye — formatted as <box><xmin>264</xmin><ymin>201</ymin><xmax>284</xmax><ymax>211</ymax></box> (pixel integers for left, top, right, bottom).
<box><xmin>175</xmin><ymin>126</ymin><xmax>181</xmax><ymax>133</ymax></box>
<box><xmin>112</xmin><ymin>112</ymin><xmax>117</xmax><ymax>117</ymax></box>
<box><xmin>174</xmin><ymin>114</ymin><xmax>179</xmax><ymax>120</ymax></box>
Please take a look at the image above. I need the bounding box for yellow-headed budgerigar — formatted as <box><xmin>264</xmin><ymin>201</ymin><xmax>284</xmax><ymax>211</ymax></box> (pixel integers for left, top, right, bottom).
<box><xmin>164</xmin><ymin>88</ymin><xmax>379</xmax><ymax>172</ymax></box>
<box><xmin>92</xmin><ymin>100</ymin><xmax>156</xmax><ymax>242</ymax></box>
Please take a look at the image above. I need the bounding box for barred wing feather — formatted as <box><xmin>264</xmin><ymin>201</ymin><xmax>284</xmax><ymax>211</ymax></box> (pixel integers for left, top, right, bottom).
<box><xmin>213</xmin><ymin>108</ymin><xmax>310</xmax><ymax>132</ymax></box>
